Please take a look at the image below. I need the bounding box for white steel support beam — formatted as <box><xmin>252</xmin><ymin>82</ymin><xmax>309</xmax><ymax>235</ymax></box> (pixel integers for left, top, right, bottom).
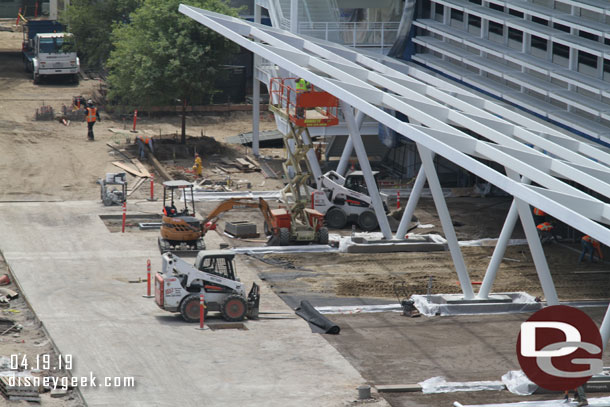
<box><xmin>341</xmin><ymin>100</ymin><xmax>392</xmax><ymax>240</ymax></box>
<box><xmin>336</xmin><ymin>110</ymin><xmax>365</xmax><ymax>176</ymax></box>
<box><xmin>304</xmin><ymin>38</ymin><xmax>610</xmax><ymax>170</ymax></box>
<box><xmin>179</xmin><ymin>5</ymin><xmax>610</xmax><ymax>263</ymax></box>
<box><xmin>396</xmin><ymin>166</ymin><xmax>426</xmax><ymax>239</ymax></box>
<box><xmin>301</xmin><ymin>124</ymin><xmax>323</xmax><ymax>185</ymax></box>
<box><xmin>262</xmin><ymin>37</ymin><xmax>610</xmax><ymax>201</ymax></box>
<box><xmin>194</xmin><ymin>8</ymin><xmax>610</xmax><ymax>179</ymax></box>
<box><xmin>412</xmin><ymin>125</ymin><xmax>595</xmax><ymax>201</ymax></box>
<box><xmin>600</xmin><ymin>306</ymin><xmax>610</xmax><ymax>351</ymax></box>
<box><xmin>477</xmin><ymin>200</ymin><xmax>519</xmax><ymax>299</ymax></box>
<box><xmin>252</xmin><ymin>4</ymin><xmax>262</xmax><ymax>157</ymax></box>
<box><xmin>418</xmin><ymin>144</ymin><xmax>474</xmax><ymax>300</ymax></box>
<box><xmin>506</xmin><ymin>168</ymin><xmax>559</xmax><ymax>305</ymax></box>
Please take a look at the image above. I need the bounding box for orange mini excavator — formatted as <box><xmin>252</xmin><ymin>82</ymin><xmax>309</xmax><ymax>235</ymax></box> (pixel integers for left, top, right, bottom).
<box><xmin>158</xmin><ymin>180</ymin><xmax>205</xmax><ymax>254</ymax></box>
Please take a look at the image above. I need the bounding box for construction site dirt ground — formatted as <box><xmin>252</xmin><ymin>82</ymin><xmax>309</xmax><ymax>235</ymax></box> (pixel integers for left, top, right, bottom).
<box><xmin>2</xmin><ymin>20</ymin><xmax>610</xmax><ymax>407</ymax></box>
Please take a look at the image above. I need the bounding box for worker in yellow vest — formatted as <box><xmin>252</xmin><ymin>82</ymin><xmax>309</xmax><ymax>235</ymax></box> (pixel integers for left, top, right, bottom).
<box><xmin>536</xmin><ymin>221</ymin><xmax>556</xmax><ymax>244</ymax></box>
<box><xmin>295</xmin><ymin>78</ymin><xmax>311</xmax><ymax>119</ymax></box>
<box><xmin>84</xmin><ymin>99</ymin><xmax>100</xmax><ymax>141</ymax></box>
<box><xmin>192</xmin><ymin>153</ymin><xmax>203</xmax><ymax>177</ymax></box>
<box><xmin>579</xmin><ymin>235</ymin><xmax>603</xmax><ymax>264</ymax></box>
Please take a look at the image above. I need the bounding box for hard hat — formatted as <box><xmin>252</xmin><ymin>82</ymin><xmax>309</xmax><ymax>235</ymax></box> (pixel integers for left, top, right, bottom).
<box><xmin>87</xmin><ymin>99</ymin><xmax>93</xmax><ymax>106</ymax></box>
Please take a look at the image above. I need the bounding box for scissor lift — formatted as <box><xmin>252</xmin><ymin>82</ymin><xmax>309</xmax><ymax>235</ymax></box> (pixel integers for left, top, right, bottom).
<box><xmin>268</xmin><ymin>77</ymin><xmax>341</xmax><ymax>244</ymax></box>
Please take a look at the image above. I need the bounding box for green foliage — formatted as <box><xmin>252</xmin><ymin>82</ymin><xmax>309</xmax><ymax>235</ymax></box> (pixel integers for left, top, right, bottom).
<box><xmin>106</xmin><ymin>0</ymin><xmax>240</xmax><ymax>107</ymax></box>
<box><xmin>62</xmin><ymin>0</ymin><xmax>141</xmax><ymax>68</ymax></box>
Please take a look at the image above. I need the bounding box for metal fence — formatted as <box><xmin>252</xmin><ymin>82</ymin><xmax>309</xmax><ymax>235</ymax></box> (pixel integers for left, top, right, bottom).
<box><xmin>298</xmin><ymin>21</ymin><xmax>400</xmax><ymax>53</ymax></box>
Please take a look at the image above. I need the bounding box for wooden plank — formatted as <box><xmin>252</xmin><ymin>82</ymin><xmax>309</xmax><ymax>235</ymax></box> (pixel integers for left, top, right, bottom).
<box><xmin>147</xmin><ymin>153</ymin><xmax>174</xmax><ymax>181</ymax></box>
<box><xmin>127</xmin><ymin>177</ymin><xmax>146</xmax><ymax>197</ymax></box>
<box><xmin>220</xmin><ymin>157</ymin><xmax>241</xmax><ymax>168</ymax></box>
<box><xmin>235</xmin><ymin>158</ymin><xmax>251</xmax><ymax>167</ymax></box>
<box><xmin>244</xmin><ymin>155</ymin><xmax>260</xmax><ymax>168</ymax></box>
<box><xmin>132</xmin><ymin>159</ymin><xmax>151</xmax><ymax>178</ymax></box>
<box><xmin>112</xmin><ymin>161</ymin><xmax>146</xmax><ymax>178</ymax></box>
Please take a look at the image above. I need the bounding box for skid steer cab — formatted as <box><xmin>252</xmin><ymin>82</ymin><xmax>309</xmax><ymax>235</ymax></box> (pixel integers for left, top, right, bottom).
<box><xmin>155</xmin><ymin>250</ymin><xmax>259</xmax><ymax>322</ymax></box>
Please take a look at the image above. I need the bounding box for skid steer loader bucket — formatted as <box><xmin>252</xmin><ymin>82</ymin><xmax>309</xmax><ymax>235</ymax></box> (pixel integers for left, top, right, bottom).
<box><xmin>246</xmin><ymin>282</ymin><xmax>260</xmax><ymax>320</ymax></box>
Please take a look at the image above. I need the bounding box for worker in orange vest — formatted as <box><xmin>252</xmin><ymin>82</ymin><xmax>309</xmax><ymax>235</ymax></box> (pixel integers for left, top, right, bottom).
<box><xmin>579</xmin><ymin>235</ymin><xmax>603</xmax><ymax>264</ymax></box>
<box><xmin>84</xmin><ymin>99</ymin><xmax>100</xmax><ymax>141</ymax></box>
<box><xmin>536</xmin><ymin>221</ymin><xmax>556</xmax><ymax>244</ymax></box>
<box><xmin>136</xmin><ymin>134</ymin><xmax>154</xmax><ymax>159</ymax></box>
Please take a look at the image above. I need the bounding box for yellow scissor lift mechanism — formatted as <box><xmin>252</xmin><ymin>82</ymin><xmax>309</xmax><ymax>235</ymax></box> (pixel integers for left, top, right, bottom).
<box><xmin>268</xmin><ymin>77</ymin><xmax>340</xmax><ymax>245</ymax></box>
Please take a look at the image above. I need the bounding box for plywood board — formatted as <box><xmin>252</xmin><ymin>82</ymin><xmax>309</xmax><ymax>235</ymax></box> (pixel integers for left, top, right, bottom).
<box><xmin>132</xmin><ymin>159</ymin><xmax>151</xmax><ymax>178</ymax></box>
<box><xmin>112</xmin><ymin>161</ymin><xmax>145</xmax><ymax>177</ymax></box>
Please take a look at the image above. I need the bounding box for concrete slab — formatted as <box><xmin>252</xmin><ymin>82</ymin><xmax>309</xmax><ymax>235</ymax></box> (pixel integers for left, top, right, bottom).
<box><xmin>0</xmin><ymin>201</ymin><xmax>386</xmax><ymax>407</ymax></box>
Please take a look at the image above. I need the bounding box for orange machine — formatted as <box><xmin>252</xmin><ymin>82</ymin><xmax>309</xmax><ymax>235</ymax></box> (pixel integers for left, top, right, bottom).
<box><xmin>159</xmin><ymin>180</ymin><xmax>205</xmax><ymax>253</ymax></box>
<box><xmin>202</xmin><ymin>197</ymin><xmax>328</xmax><ymax>246</ymax></box>
<box><xmin>269</xmin><ymin>77</ymin><xmax>339</xmax><ymax>128</ymax></box>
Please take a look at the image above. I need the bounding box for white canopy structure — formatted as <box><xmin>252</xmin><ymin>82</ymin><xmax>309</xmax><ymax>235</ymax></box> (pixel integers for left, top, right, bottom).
<box><xmin>179</xmin><ymin>5</ymin><xmax>610</xmax><ymax>345</ymax></box>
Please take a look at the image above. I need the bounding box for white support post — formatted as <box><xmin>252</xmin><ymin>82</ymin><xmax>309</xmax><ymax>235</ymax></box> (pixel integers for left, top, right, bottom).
<box><xmin>506</xmin><ymin>168</ymin><xmax>559</xmax><ymax>305</ymax></box>
<box><xmin>337</xmin><ymin>138</ymin><xmax>354</xmax><ymax>176</ymax></box>
<box><xmin>340</xmin><ymin>100</ymin><xmax>392</xmax><ymax>239</ymax></box>
<box><xmin>252</xmin><ymin>4</ymin><xmax>262</xmax><ymax>157</ymax></box>
<box><xmin>477</xmin><ymin>200</ymin><xmax>519</xmax><ymax>299</ymax></box>
<box><xmin>301</xmin><ymin>127</ymin><xmax>323</xmax><ymax>185</ymax></box>
<box><xmin>396</xmin><ymin>165</ymin><xmax>426</xmax><ymax>239</ymax></box>
<box><xmin>599</xmin><ymin>305</ymin><xmax>610</xmax><ymax>350</ymax></box>
<box><xmin>290</xmin><ymin>0</ymin><xmax>298</xmax><ymax>34</ymax></box>
<box><xmin>418</xmin><ymin>144</ymin><xmax>474</xmax><ymax>300</ymax></box>
<box><xmin>336</xmin><ymin>110</ymin><xmax>365</xmax><ymax>176</ymax></box>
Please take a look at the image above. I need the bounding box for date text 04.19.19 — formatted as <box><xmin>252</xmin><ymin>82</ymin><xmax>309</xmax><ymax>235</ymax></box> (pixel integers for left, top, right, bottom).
<box><xmin>11</xmin><ymin>354</ymin><xmax>73</xmax><ymax>371</ymax></box>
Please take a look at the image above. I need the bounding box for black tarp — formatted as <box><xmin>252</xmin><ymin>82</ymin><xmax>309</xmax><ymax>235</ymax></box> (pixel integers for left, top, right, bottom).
<box><xmin>295</xmin><ymin>300</ymin><xmax>340</xmax><ymax>335</ymax></box>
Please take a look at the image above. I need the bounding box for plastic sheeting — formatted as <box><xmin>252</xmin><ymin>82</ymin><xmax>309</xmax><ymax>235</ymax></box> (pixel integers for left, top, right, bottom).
<box><xmin>419</xmin><ymin>376</ymin><xmax>505</xmax><ymax>394</ymax></box>
<box><xmin>233</xmin><ymin>245</ymin><xmax>337</xmax><ymax>255</ymax></box>
<box><xmin>459</xmin><ymin>238</ymin><xmax>528</xmax><ymax>247</ymax></box>
<box><xmin>412</xmin><ymin>292</ymin><xmax>541</xmax><ymax>317</ymax></box>
<box><xmin>336</xmin><ymin>233</ymin><xmax>447</xmax><ymax>253</ymax></box>
<box><xmin>315</xmin><ymin>303</ymin><xmax>402</xmax><ymax>315</ymax></box>
<box><xmin>501</xmin><ymin>371</ymin><xmax>537</xmax><ymax>396</ymax></box>
<box><xmin>295</xmin><ymin>300</ymin><xmax>341</xmax><ymax>334</ymax></box>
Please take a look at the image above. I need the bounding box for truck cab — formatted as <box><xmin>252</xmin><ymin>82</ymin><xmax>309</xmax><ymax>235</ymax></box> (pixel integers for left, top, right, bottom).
<box><xmin>23</xmin><ymin>21</ymin><xmax>79</xmax><ymax>84</ymax></box>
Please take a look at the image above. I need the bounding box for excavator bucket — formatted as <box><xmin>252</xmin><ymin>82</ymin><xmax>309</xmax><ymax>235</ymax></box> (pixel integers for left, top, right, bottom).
<box><xmin>246</xmin><ymin>282</ymin><xmax>260</xmax><ymax>320</ymax></box>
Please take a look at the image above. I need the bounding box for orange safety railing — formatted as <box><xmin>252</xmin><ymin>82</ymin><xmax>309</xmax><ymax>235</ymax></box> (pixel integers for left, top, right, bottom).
<box><xmin>269</xmin><ymin>77</ymin><xmax>339</xmax><ymax>127</ymax></box>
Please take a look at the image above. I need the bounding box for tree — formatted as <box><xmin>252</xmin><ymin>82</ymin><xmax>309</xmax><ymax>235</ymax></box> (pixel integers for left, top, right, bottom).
<box><xmin>106</xmin><ymin>0</ymin><xmax>240</xmax><ymax>142</ymax></box>
<box><xmin>62</xmin><ymin>0</ymin><xmax>141</xmax><ymax>69</ymax></box>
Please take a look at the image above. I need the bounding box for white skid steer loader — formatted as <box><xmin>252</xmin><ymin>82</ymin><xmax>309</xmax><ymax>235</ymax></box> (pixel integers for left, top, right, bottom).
<box><xmin>313</xmin><ymin>170</ymin><xmax>389</xmax><ymax>231</ymax></box>
<box><xmin>155</xmin><ymin>250</ymin><xmax>259</xmax><ymax>322</ymax></box>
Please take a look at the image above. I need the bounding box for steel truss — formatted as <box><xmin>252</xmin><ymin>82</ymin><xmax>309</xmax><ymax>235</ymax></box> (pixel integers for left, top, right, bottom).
<box><xmin>180</xmin><ymin>5</ymin><xmax>610</xmax><ymax>345</ymax></box>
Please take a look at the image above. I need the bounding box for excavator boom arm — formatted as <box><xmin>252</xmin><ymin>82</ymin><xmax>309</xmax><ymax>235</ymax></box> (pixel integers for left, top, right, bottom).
<box><xmin>202</xmin><ymin>198</ymin><xmax>275</xmax><ymax>235</ymax></box>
